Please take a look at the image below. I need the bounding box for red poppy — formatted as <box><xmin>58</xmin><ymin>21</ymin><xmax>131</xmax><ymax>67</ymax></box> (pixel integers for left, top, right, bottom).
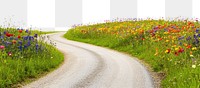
<box><xmin>18</xmin><ymin>30</ymin><xmax>23</xmax><ymax>33</ymax></box>
<box><xmin>6</xmin><ymin>33</ymin><xmax>11</xmax><ymax>37</ymax></box>
<box><xmin>18</xmin><ymin>35</ymin><xmax>21</xmax><ymax>39</ymax></box>
<box><xmin>178</xmin><ymin>48</ymin><xmax>184</xmax><ymax>53</ymax></box>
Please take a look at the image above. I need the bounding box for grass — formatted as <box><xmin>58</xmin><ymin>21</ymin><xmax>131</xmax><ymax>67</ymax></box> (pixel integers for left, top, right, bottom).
<box><xmin>64</xmin><ymin>19</ymin><xmax>200</xmax><ymax>88</ymax></box>
<box><xmin>0</xmin><ymin>28</ymin><xmax>64</xmax><ymax>88</ymax></box>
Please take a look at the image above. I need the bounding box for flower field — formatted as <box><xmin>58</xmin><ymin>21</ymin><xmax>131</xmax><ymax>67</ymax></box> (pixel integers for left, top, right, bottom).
<box><xmin>0</xmin><ymin>28</ymin><xmax>64</xmax><ymax>87</ymax></box>
<box><xmin>65</xmin><ymin>19</ymin><xmax>200</xmax><ymax>88</ymax></box>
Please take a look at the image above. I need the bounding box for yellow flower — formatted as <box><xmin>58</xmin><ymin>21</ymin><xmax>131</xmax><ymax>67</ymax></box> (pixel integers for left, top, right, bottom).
<box><xmin>190</xmin><ymin>54</ymin><xmax>194</xmax><ymax>57</ymax></box>
<box><xmin>164</xmin><ymin>32</ymin><xmax>169</xmax><ymax>34</ymax></box>
<box><xmin>192</xmin><ymin>47</ymin><xmax>197</xmax><ymax>51</ymax></box>
<box><xmin>175</xmin><ymin>48</ymin><xmax>179</xmax><ymax>51</ymax></box>
<box><xmin>165</xmin><ymin>40</ymin><xmax>169</xmax><ymax>42</ymax></box>
<box><xmin>192</xmin><ymin>65</ymin><xmax>196</xmax><ymax>68</ymax></box>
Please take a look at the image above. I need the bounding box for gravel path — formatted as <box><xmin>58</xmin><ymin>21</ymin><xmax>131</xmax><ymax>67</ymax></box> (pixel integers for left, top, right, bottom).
<box><xmin>23</xmin><ymin>32</ymin><xmax>154</xmax><ymax>88</ymax></box>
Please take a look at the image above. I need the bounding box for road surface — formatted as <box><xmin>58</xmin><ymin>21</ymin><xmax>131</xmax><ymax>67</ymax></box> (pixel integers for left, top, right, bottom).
<box><xmin>24</xmin><ymin>32</ymin><xmax>154</xmax><ymax>88</ymax></box>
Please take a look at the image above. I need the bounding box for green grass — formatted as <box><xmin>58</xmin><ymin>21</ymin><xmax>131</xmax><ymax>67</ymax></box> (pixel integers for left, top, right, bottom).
<box><xmin>0</xmin><ymin>28</ymin><xmax>64</xmax><ymax>88</ymax></box>
<box><xmin>64</xmin><ymin>19</ymin><xmax>200</xmax><ymax>88</ymax></box>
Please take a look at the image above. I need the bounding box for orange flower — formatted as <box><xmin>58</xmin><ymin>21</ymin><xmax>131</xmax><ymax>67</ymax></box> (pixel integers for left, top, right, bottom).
<box><xmin>186</xmin><ymin>45</ymin><xmax>191</xmax><ymax>49</ymax></box>
<box><xmin>12</xmin><ymin>40</ymin><xmax>17</xmax><ymax>44</ymax></box>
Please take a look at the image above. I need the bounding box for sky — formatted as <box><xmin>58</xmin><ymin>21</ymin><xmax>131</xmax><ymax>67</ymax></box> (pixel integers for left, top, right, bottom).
<box><xmin>0</xmin><ymin>0</ymin><xmax>200</xmax><ymax>31</ymax></box>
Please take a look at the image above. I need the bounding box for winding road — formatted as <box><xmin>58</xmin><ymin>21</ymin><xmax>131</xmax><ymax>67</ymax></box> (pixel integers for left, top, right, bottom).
<box><xmin>23</xmin><ymin>32</ymin><xmax>154</xmax><ymax>88</ymax></box>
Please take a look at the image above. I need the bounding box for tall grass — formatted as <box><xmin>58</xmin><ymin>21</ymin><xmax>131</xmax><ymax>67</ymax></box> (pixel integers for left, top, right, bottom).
<box><xmin>64</xmin><ymin>19</ymin><xmax>200</xmax><ymax>88</ymax></box>
<box><xmin>0</xmin><ymin>28</ymin><xmax>64</xmax><ymax>87</ymax></box>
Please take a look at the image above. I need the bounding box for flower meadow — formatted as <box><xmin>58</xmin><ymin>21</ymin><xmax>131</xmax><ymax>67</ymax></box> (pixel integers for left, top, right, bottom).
<box><xmin>0</xmin><ymin>28</ymin><xmax>64</xmax><ymax>87</ymax></box>
<box><xmin>65</xmin><ymin>19</ymin><xmax>200</xmax><ymax>88</ymax></box>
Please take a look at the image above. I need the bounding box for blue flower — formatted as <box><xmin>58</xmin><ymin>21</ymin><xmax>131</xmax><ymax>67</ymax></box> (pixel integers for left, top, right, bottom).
<box><xmin>10</xmin><ymin>37</ymin><xmax>14</xmax><ymax>40</ymax></box>
<box><xmin>23</xmin><ymin>36</ymin><xmax>28</xmax><ymax>40</ymax></box>
<box><xmin>18</xmin><ymin>46</ymin><xmax>22</xmax><ymax>51</ymax></box>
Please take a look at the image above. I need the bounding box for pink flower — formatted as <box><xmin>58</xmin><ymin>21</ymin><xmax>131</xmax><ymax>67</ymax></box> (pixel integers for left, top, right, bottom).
<box><xmin>0</xmin><ymin>45</ymin><xmax>5</xmax><ymax>49</ymax></box>
<box><xmin>8</xmin><ymin>52</ymin><xmax>12</xmax><ymax>56</ymax></box>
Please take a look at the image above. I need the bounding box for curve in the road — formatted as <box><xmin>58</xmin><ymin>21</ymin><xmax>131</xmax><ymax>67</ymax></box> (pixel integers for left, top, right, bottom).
<box><xmin>23</xmin><ymin>32</ymin><xmax>154</xmax><ymax>88</ymax></box>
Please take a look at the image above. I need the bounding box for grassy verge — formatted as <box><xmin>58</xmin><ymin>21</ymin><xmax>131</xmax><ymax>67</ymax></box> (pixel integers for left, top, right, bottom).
<box><xmin>0</xmin><ymin>28</ymin><xmax>64</xmax><ymax>88</ymax></box>
<box><xmin>64</xmin><ymin>19</ymin><xmax>200</xmax><ymax>88</ymax></box>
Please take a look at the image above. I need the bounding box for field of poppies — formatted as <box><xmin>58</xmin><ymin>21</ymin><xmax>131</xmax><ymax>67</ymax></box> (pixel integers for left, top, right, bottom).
<box><xmin>65</xmin><ymin>19</ymin><xmax>200</xmax><ymax>88</ymax></box>
<box><xmin>0</xmin><ymin>28</ymin><xmax>64</xmax><ymax>87</ymax></box>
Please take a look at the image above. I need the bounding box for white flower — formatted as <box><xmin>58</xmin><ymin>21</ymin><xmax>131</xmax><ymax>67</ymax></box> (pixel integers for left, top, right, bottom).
<box><xmin>192</xmin><ymin>65</ymin><xmax>196</xmax><ymax>68</ymax></box>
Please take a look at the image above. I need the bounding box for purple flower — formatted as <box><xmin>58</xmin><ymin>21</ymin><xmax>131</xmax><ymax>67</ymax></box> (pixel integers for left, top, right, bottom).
<box><xmin>3</xmin><ymin>31</ymin><xmax>6</xmax><ymax>34</ymax></box>
<box><xmin>18</xmin><ymin>41</ymin><xmax>22</xmax><ymax>45</ymax></box>
<box><xmin>34</xmin><ymin>34</ymin><xmax>38</xmax><ymax>38</ymax></box>
<box><xmin>36</xmin><ymin>44</ymin><xmax>39</xmax><ymax>52</ymax></box>
<box><xmin>27</xmin><ymin>41</ymin><xmax>31</xmax><ymax>46</ymax></box>
<box><xmin>25</xmin><ymin>30</ymin><xmax>29</xmax><ymax>33</ymax></box>
<box><xmin>24</xmin><ymin>45</ymin><xmax>27</xmax><ymax>48</ymax></box>
<box><xmin>186</xmin><ymin>36</ymin><xmax>191</xmax><ymax>41</ymax></box>
<box><xmin>196</xmin><ymin>28</ymin><xmax>200</xmax><ymax>33</ymax></box>
<box><xmin>0</xmin><ymin>36</ymin><xmax>4</xmax><ymax>39</ymax></box>
<box><xmin>194</xmin><ymin>34</ymin><xmax>198</xmax><ymax>39</ymax></box>
<box><xmin>23</xmin><ymin>36</ymin><xmax>28</xmax><ymax>40</ymax></box>
<box><xmin>178</xmin><ymin>36</ymin><xmax>184</xmax><ymax>40</ymax></box>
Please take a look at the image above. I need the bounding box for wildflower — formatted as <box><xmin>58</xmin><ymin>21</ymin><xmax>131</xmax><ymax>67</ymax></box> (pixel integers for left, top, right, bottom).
<box><xmin>25</xmin><ymin>29</ymin><xmax>29</xmax><ymax>33</ymax></box>
<box><xmin>18</xmin><ymin>41</ymin><xmax>22</xmax><ymax>45</ymax></box>
<box><xmin>186</xmin><ymin>45</ymin><xmax>191</xmax><ymax>49</ymax></box>
<box><xmin>12</xmin><ymin>40</ymin><xmax>17</xmax><ymax>44</ymax></box>
<box><xmin>34</xmin><ymin>34</ymin><xmax>38</xmax><ymax>38</ymax></box>
<box><xmin>178</xmin><ymin>48</ymin><xmax>184</xmax><ymax>53</ymax></box>
<box><xmin>6</xmin><ymin>33</ymin><xmax>11</xmax><ymax>37</ymax></box>
<box><xmin>0</xmin><ymin>45</ymin><xmax>5</xmax><ymax>49</ymax></box>
<box><xmin>192</xmin><ymin>47</ymin><xmax>197</xmax><ymax>51</ymax></box>
<box><xmin>178</xmin><ymin>36</ymin><xmax>184</xmax><ymax>40</ymax></box>
<box><xmin>18</xmin><ymin>35</ymin><xmax>21</xmax><ymax>39</ymax></box>
<box><xmin>174</xmin><ymin>52</ymin><xmax>179</xmax><ymax>56</ymax></box>
<box><xmin>18</xmin><ymin>46</ymin><xmax>22</xmax><ymax>51</ymax></box>
<box><xmin>8</xmin><ymin>52</ymin><xmax>12</xmax><ymax>56</ymax></box>
<box><xmin>51</xmin><ymin>57</ymin><xmax>53</xmax><ymax>59</ymax></box>
<box><xmin>186</xmin><ymin>36</ymin><xmax>191</xmax><ymax>41</ymax></box>
<box><xmin>36</xmin><ymin>44</ymin><xmax>39</xmax><ymax>51</ymax></box>
<box><xmin>165</xmin><ymin>49</ymin><xmax>171</xmax><ymax>53</ymax></box>
<box><xmin>190</xmin><ymin>54</ymin><xmax>194</xmax><ymax>57</ymax></box>
<box><xmin>175</xmin><ymin>47</ymin><xmax>179</xmax><ymax>51</ymax></box>
<box><xmin>196</xmin><ymin>28</ymin><xmax>199</xmax><ymax>33</ymax></box>
<box><xmin>18</xmin><ymin>30</ymin><xmax>23</xmax><ymax>33</ymax></box>
<box><xmin>165</xmin><ymin>40</ymin><xmax>169</xmax><ymax>42</ymax></box>
<box><xmin>192</xmin><ymin>65</ymin><xmax>196</xmax><ymax>68</ymax></box>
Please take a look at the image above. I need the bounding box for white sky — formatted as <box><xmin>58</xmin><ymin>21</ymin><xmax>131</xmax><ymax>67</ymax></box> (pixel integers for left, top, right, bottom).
<box><xmin>82</xmin><ymin>0</ymin><xmax>110</xmax><ymax>24</ymax></box>
<box><xmin>0</xmin><ymin>0</ymin><xmax>199</xmax><ymax>29</ymax></box>
<box><xmin>193</xmin><ymin>0</ymin><xmax>200</xmax><ymax>19</ymax></box>
<box><xmin>137</xmin><ymin>0</ymin><xmax>165</xmax><ymax>19</ymax></box>
<box><xmin>28</xmin><ymin>0</ymin><xmax>55</xmax><ymax>28</ymax></box>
